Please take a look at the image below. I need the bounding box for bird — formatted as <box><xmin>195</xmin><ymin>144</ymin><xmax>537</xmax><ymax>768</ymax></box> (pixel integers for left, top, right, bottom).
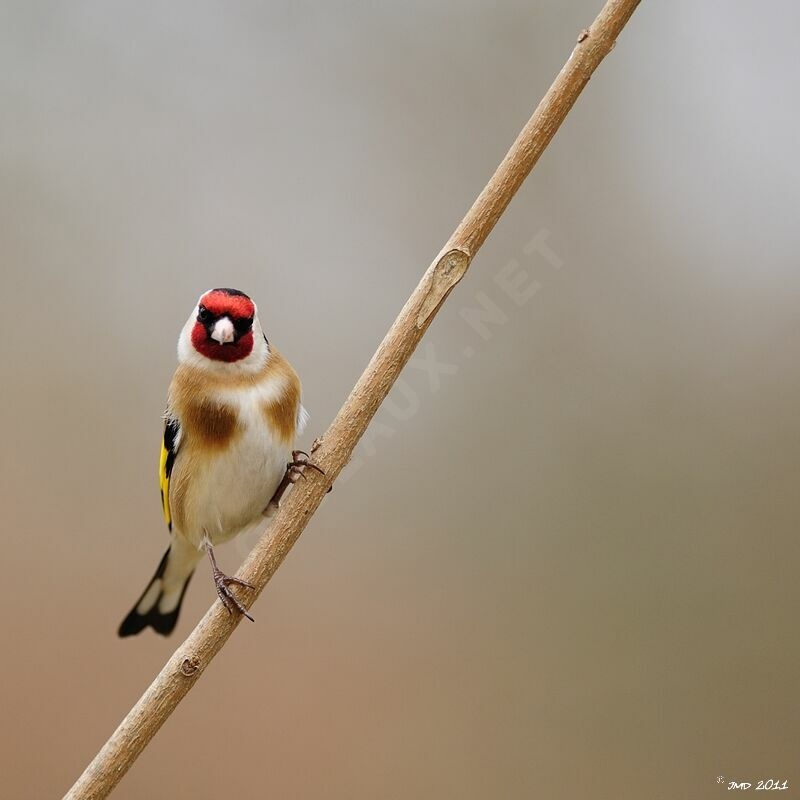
<box><xmin>119</xmin><ymin>287</ymin><xmax>319</xmax><ymax>637</ymax></box>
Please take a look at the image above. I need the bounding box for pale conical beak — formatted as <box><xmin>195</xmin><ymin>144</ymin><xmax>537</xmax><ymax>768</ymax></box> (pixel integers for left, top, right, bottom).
<box><xmin>210</xmin><ymin>317</ymin><xmax>235</xmax><ymax>344</ymax></box>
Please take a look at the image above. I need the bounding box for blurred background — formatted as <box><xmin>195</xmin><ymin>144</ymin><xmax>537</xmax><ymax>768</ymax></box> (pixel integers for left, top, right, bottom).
<box><xmin>2</xmin><ymin>1</ymin><xmax>799</xmax><ymax>798</ymax></box>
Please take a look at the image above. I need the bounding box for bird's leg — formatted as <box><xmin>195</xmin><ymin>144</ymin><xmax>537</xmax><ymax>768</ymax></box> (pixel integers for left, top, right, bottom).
<box><xmin>266</xmin><ymin>450</ymin><xmax>325</xmax><ymax>512</ymax></box>
<box><xmin>206</xmin><ymin>543</ymin><xmax>254</xmax><ymax>622</ymax></box>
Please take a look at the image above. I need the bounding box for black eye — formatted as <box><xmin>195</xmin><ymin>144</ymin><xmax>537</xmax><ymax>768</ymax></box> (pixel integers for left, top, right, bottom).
<box><xmin>197</xmin><ymin>306</ymin><xmax>211</xmax><ymax>323</ymax></box>
<box><xmin>233</xmin><ymin>316</ymin><xmax>253</xmax><ymax>334</ymax></box>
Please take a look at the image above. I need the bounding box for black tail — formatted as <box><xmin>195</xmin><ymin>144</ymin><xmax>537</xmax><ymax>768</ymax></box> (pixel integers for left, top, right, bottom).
<box><xmin>118</xmin><ymin>547</ymin><xmax>194</xmax><ymax>637</ymax></box>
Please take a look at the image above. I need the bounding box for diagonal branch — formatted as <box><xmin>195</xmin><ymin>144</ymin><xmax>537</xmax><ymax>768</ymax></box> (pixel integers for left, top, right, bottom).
<box><xmin>64</xmin><ymin>2</ymin><xmax>641</xmax><ymax>797</ymax></box>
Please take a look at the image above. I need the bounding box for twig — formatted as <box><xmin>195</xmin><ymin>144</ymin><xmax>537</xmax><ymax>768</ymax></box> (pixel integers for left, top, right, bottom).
<box><xmin>64</xmin><ymin>2</ymin><xmax>641</xmax><ymax>797</ymax></box>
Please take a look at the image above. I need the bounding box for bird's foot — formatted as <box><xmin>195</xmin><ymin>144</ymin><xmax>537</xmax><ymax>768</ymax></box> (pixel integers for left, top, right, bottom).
<box><xmin>265</xmin><ymin>450</ymin><xmax>326</xmax><ymax>513</ymax></box>
<box><xmin>287</xmin><ymin>449</ymin><xmax>325</xmax><ymax>483</ymax></box>
<box><xmin>213</xmin><ymin>568</ymin><xmax>255</xmax><ymax>621</ymax></box>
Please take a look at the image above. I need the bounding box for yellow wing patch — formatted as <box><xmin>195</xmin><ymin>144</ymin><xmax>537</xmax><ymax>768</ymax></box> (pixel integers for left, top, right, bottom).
<box><xmin>159</xmin><ymin>438</ymin><xmax>172</xmax><ymax>530</ymax></box>
<box><xmin>159</xmin><ymin>418</ymin><xmax>179</xmax><ymax>531</ymax></box>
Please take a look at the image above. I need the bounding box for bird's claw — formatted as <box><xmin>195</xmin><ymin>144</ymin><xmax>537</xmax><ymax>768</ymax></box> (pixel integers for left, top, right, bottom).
<box><xmin>265</xmin><ymin>448</ymin><xmax>329</xmax><ymax>513</ymax></box>
<box><xmin>286</xmin><ymin>450</ymin><xmax>325</xmax><ymax>483</ymax></box>
<box><xmin>213</xmin><ymin>568</ymin><xmax>254</xmax><ymax>622</ymax></box>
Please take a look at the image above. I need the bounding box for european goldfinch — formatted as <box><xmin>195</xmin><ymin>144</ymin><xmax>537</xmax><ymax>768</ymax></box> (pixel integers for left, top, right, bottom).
<box><xmin>119</xmin><ymin>288</ymin><xmax>314</xmax><ymax>637</ymax></box>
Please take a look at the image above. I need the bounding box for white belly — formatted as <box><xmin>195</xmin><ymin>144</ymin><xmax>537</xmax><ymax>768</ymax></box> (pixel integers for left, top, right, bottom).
<box><xmin>176</xmin><ymin>402</ymin><xmax>291</xmax><ymax>549</ymax></box>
